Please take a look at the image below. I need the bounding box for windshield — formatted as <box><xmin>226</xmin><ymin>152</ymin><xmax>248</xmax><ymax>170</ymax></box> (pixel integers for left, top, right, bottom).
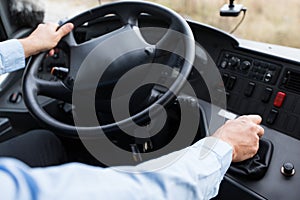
<box><xmin>44</xmin><ymin>0</ymin><xmax>98</xmax><ymax>22</ymax></box>
<box><xmin>45</xmin><ymin>0</ymin><xmax>300</xmax><ymax>49</ymax></box>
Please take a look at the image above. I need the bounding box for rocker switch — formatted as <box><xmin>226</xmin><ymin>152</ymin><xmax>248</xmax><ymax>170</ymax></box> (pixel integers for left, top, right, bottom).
<box><xmin>244</xmin><ymin>82</ymin><xmax>256</xmax><ymax>97</ymax></box>
<box><xmin>266</xmin><ymin>109</ymin><xmax>278</xmax><ymax>125</ymax></box>
<box><xmin>262</xmin><ymin>87</ymin><xmax>273</xmax><ymax>103</ymax></box>
<box><xmin>273</xmin><ymin>92</ymin><xmax>286</xmax><ymax>108</ymax></box>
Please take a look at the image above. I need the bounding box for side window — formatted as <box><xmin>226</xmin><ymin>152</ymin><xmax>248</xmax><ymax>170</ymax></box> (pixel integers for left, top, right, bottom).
<box><xmin>0</xmin><ymin>0</ymin><xmax>45</xmax><ymax>89</ymax></box>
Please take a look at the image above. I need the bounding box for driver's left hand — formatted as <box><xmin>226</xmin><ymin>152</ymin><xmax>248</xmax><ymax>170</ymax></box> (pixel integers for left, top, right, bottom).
<box><xmin>18</xmin><ymin>22</ymin><xmax>74</xmax><ymax>58</ymax></box>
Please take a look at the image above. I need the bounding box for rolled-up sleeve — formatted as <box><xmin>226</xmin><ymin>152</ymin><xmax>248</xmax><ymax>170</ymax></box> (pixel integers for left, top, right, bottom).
<box><xmin>0</xmin><ymin>137</ymin><xmax>232</xmax><ymax>200</ymax></box>
<box><xmin>0</xmin><ymin>39</ymin><xmax>25</xmax><ymax>74</ymax></box>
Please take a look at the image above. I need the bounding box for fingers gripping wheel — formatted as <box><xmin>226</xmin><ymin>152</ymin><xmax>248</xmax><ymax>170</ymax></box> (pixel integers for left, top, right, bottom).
<box><xmin>22</xmin><ymin>1</ymin><xmax>195</xmax><ymax>137</ymax></box>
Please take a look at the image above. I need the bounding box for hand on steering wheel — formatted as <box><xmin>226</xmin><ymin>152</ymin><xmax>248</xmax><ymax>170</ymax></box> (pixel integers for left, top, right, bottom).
<box><xmin>22</xmin><ymin>1</ymin><xmax>195</xmax><ymax>138</ymax></box>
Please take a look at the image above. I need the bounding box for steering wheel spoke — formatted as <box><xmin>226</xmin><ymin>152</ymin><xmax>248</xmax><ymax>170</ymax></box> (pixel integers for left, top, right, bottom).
<box><xmin>36</xmin><ymin>79</ymin><xmax>72</xmax><ymax>103</ymax></box>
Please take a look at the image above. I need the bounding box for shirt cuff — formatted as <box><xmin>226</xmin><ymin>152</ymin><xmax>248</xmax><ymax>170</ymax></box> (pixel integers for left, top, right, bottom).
<box><xmin>0</xmin><ymin>39</ymin><xmax>25</xmax><ymax>74</ymax></box>
<box><xmin>192</xmin><ymin>137</ymin><xmax>233</xmax><ymax>175</ymax></box>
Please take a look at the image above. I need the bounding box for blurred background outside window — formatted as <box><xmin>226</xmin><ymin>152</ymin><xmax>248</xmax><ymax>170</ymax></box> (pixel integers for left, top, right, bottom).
<box><xmin>45</xmin><ymin>0</ymin><xmax>300</xmax><ymax>49</ymax></box>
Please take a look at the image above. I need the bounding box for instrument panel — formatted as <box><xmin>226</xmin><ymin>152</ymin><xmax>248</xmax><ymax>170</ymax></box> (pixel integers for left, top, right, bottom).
<box><xmin>218</xmin><ymin>50</ymin><xmax>300</xmax><ymax>140</ymax></box>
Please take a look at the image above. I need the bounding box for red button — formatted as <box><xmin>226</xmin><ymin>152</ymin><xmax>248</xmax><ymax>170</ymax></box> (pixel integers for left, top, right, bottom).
<box><xmin>273</xmin><ymin>92</ymin><xmax>286</xmax><ymax>108</ymax></box>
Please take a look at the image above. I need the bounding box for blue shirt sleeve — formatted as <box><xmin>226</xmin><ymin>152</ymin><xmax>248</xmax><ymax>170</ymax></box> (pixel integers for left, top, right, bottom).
<box><xmin>0</xmin><ymin>137</ymin><xmax>232</xmax><ymax>200</ymax></box>
<box><xmin>0</xmin><ymin>39</ymin><xmax>25</xmax><ymax>74</ymax></box>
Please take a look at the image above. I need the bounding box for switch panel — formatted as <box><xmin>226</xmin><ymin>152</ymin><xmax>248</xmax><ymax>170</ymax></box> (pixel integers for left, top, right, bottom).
<box><xmin>218</xmin><ymin>51</ymin><xmax>281</xmax><ymax>85</ymax></box>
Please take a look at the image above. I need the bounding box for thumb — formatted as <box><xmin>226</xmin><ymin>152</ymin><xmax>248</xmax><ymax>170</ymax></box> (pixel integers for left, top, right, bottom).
<box><xmin>57</xmin><ymin>23</ymin><xmax>74</xmax><ymax>38</ymax></box>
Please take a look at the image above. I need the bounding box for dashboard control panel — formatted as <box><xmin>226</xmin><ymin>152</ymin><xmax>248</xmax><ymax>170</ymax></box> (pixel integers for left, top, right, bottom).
<box><xmin>219</xmin><ymin>51</ymin><xmax>282</xmax><ymax>85</ymax></box>
<box><xmin>216</xmin><ymin>50</ymin><xmax>300</xmax><ymax>141</ymax></box>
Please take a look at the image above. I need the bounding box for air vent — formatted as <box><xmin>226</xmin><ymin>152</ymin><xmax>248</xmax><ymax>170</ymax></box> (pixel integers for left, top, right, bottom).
<box><xmin>282</xmin><ymin>70</ymin><xmax>300</xmax><ymax>94</ymax></box>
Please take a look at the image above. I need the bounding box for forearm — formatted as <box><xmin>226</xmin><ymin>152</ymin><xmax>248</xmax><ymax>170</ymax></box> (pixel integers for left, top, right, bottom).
<box><xmin>0</xmin><ymin>137</ymin><xmax>232</xmax><ymax>200</ymax></box>
<box><xmin>134</xmin><ymin>137</ymin><xmax>233</xmax><ymax>199</ymax></box>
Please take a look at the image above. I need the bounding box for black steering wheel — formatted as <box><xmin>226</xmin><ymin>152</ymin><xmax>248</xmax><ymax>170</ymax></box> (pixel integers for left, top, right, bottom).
<box><xmin>22</xmin><ymin>1</ymin><xmax>195</xmax><ymax>138</ymax></box>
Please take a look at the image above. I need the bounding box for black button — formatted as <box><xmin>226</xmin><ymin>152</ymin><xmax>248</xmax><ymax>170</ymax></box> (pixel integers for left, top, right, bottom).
<box><xmin>227</xmin><ymin>76</ymin><xmax>237</xmax><ymax>90</ymax></box>
<box><xmin>228</xmin><ymin>57</ymin><xmax>240</xmax><ymax>69</ymax></box>
<box><xmin>266</xmin><ymin>109</ymin><xmax>278</xmax><ymax>124</ymax></box>
<box><xmin>281</xmin><ymin>162</ymin><xmax>295</xmax><ymax>177</ymax></box>
<box><xmin>262</xmin><ymin>87</ymin><xmax>273</xmax><ymax>103</ymax></box>
<box><xmin>264</xmin><ymin>73</ymin><xmax>273</xmax><ymax>83</ymax></box>
<box><xmin>240</xmin><ymin>61</ymin><xmax>251</xmax><ymax>71</ymax></box>
<box><xmin>220</xmin><ymin>60</ymin><xmax>228</xmax><ymax>69</ymax></box>
<box><xmin>244</xmin><ymin>82</ymin><xmax>256</xmax><ymax>97</ymax></box>
<box><xmin>222</xmin><ymin>73</ymin><xmax>229</xmax><ymax>86</ymax></box>
<box><xmin>9</xmin><ymin>92</ymin><xmax>22</xmax><ymax>104</ymax></box>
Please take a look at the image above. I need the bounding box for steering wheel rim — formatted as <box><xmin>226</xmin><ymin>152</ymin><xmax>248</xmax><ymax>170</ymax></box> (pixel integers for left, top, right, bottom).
<box><xmin>22</xmin><ymin>1</ymin><xmax>195</xmax><ymax>138</ymax></box>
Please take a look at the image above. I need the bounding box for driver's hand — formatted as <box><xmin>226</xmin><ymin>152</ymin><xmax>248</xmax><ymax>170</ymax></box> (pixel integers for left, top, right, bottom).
<box><xmin>19</xmin><ymin>22</ymin><xmax>74</xmax><ymax>58</ymax></box>
<box><xmin>212</xmin><ymin>115</ymin><xmax>264</xmax><ymax>162</ymax></box>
